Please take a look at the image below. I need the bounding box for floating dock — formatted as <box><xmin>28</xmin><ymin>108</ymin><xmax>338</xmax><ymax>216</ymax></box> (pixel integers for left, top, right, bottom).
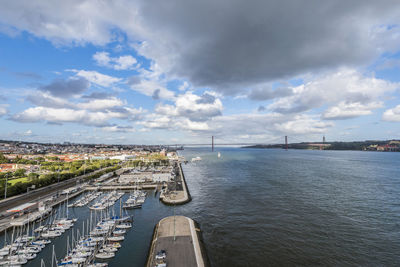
<box><xmin>147</xmin><ymin>216</ymin><xmax>209</xmax><ymax>267</ymax></box>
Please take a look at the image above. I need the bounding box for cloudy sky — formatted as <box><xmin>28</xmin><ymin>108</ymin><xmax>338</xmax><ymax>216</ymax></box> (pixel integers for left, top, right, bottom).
<box><xmin>1</xmin><ymin>0</ymin><xmax>400</xmax><ymax>144</ymax></box>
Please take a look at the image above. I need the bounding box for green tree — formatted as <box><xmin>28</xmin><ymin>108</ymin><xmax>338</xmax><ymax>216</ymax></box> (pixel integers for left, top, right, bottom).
<box><xmin>28</xmin><ymin>172</ymin><xmax>39</xmax><ymax>181</ymax></box>
<box><xmin>14</xmin><ymin>168</ymin><xmax>26</xmax><ymax>177</ymax></box>
<box><xmin>0</xmin><ymin>153</ymin><xmax>8</xmax><ymax>164</ymax></box>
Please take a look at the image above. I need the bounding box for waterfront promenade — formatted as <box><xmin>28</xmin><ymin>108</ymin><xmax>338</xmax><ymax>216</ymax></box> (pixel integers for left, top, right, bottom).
<box><xmin>147</xmin><ymin>216</ymin><xmax>207</xmax><ymax>267</ymax></box>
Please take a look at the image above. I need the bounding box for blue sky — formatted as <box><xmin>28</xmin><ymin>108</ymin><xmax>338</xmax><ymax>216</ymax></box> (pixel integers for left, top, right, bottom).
<box><xmin>0</xmin><ymin>0</ymin><xmax>400</xmax><ymax>144</ymax></box>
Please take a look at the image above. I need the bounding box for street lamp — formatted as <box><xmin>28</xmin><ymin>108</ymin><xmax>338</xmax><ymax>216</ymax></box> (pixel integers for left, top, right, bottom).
<box><xmin>4</xmin><ymin>172</ymin><xmax>8</xmax><ymax>199</ymax></box>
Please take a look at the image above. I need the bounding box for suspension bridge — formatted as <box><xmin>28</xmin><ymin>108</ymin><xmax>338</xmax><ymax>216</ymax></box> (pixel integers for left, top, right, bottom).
<box><xmin>167</xmin><ymin>135</ymin><xmax>327</xmax><ymax>151</ymax></box>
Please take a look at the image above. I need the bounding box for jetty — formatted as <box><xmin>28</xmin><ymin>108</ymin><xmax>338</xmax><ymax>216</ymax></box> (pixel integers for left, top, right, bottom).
<box><xmin>147</xmin><ymin>216</ymin><xmax>208</xmax><ymax>267</ymax></box>
<box><xmin>160</xmin><ymin>163</ymin><xmax>191</xmax><ymax>205</ymax></box>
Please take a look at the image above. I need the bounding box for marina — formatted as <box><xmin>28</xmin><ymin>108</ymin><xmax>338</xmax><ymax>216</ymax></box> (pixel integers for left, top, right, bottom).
<box><xmin>0</xmin><ymin>154</ymin><xmax>199</xmax><ymax>266</ymax></box>
<box><xmin>0</xmin><ymin>188</ymin><xmax>148</xmax><ymax>266</ymax></box>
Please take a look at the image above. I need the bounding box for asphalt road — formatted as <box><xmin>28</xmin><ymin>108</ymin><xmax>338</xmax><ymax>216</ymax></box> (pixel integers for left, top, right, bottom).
<box><xmin>154</xmin><ymin>236</ymin><xmax>197</xmax><ymax>267</ymax></box>
<box><xmin>0</xmin><ymin>167</ymin><xmax>114</xmax><ymax>214</ymax></box>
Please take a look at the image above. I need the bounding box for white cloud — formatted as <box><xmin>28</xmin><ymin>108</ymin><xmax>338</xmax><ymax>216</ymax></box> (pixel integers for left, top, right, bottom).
<box><xmin>69</xmin><ymin>69</ymin><xmax>122</xmax><ymax>87</ymax></box>
<box><xmin>0</xmin><ymin>105</ymin><xmax>8</xmax><ymax>116</ymax></box>
<box><xmin>267</xmin><ymin>69</ymin><xmax>398</xmax><ymax>119</ymax></box>
<box><xmin>129</xmin><ymin>78</ymin><xmax>175</xmax><ymax>100</ymax></box>
<box><xmin>272</xmin><ymin>115</ymin><xmax>333</xmax><ymax>135</ymax></box>
<box><xmin>139</xmin><ymin>115</ymin><xmax>172</xmax><ymax>129</ymax></box>
<box><xmin>1</xmin><ymin>1</ymin><xmax>400</xmax><ymax>95</ymax></box>
<box><xmin>27</xmin><ymin>91</ymin><xmax>72</xmax><ymax>108</ymax></box>
<box><xmin>178</xmin><ymin>81</ymin><xmax>190</xmax><ymax>91</ymax></box>
<box><xmin>139</xmin><ymin>91</ymin><xmax>222</xmax><ymax>132</ymax></box>
<box><xmin>0</xmin><ymin>1</ymin><xmax>138</xmax><ymax>46</ymax></box>
<box><xmin>2</xmin><ymin>2</ymin><xmax>400</xmax><ymax>143</ymax></box>
<box><xmin>155</xmin><ymin>91</ymin><xmax>223</xmax><ymax>121</ymax></box>
<box><xmin>12</xmin><ymin>104</ymin><xmax>145</xmax><ymax>127</ymax></box>
<box><xmin>176</xmin><ymin>119</ymin><xmax>209</xmax><ymax>131</ymax></box>
<box><xmin>114</xmin><ymin>55</ymin><xmax>137</xmax><ymax>70</ymax></box>
<box><xmin>93</xmin><ymin>51</ymin><xmax>138</xmax><ymax>70</ymax></box>
<box><xmin>139</xmin><ymin>115</ymin><xmax>210</xmax><ymax>131</ymax></box>
<box><xmin>140</xmin><ymin>92</ymin><xmax>332</xmax><ymax>142</ymax></box>
<box><xmin>101</xmin><ymin>125</ymin><xmax>136</xmax><ymax>132</ymax></box>
<box><xmin>322</xmin><ymin>101</ymin><xmax>383</xmax><ymax>120</ymax></box>
<box><xmin>92</xmin><ymin>51</ymin><xmax>111</xmax><ymax>66</ymax></box>
<box><xmin>23</xmin><ymin>129</ymin><xmax>33</xmax><ymax>136</ymax></box>
<box><xmin>27</xmin><ymin>91</ymin><xmax>127</xmax><ymax>111</ymax></box>
<box><xmin>207</xmin><ymin>113</ymin><xmax>331</xmax><ymax>136</ymax></box>
<box><xmin>382</xmin><ymin>105</ymin><xmax>400</xmax><ymax>122</ymax></box>
<box><xmin>77</xmin><ymin>97</ymin><xmax>125</xmax><ymax>110</ymax></box>
<box><xmin>170</xmin><ymin>112</ymin><xmax>334</xmax><ymax>143</ymax></box>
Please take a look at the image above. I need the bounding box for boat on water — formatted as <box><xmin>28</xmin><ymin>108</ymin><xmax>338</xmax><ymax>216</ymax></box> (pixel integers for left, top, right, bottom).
<box><xmin>123</xmin><ymin>190</ymin><xmax>146</xmax><ymax>209</ymax></box>
<box><xmin>107</xmin><ymin>235</ymin><xmax>124</xmax><ymax>242</ymax></box>
<box><xmin>95</xmin><ymin>252</ymin><xmax>115</xmax><ymax>259</ymax></box>
<box><xmin>100</xmin><ymin>246</ymin><xmax>118</xmax><ymax>253</ymax></box>
<box><xmin>113</xmin><ymin>229</ymin><xmax>126</xmax><ymax>236</ymax></box>
<box><xmin>191</xmin><ymin>156</ymin><xmax>202</xmax><ymax>162</ymax></box>
<box><xmin>218</xmin><ymin>152</ymin><xmax>221</xmax><ymax>158</ymax></box>
<box><xmin>87</xmin><ymin>263</ymin><xmax>108</xmax><ymax>267</ymax></box>
<box><xmin>122</xmin><ymin>202</ymin><xmax>142</xmax><ymax>209</ymax></box>
<box><xmin>115</xmin><ymin>223</ymin><xmax>132</xmax><ymax>229</ymax></box>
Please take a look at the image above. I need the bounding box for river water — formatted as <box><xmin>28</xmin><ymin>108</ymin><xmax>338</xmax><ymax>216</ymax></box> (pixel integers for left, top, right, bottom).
<box><xmin>7</xmin><ymin>147</ymin><xmax>400</xmax><ymax>266</ymax></box>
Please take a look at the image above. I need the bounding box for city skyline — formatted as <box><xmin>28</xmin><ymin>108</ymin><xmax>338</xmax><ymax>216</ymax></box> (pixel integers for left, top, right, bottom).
<box><xmin>1</xmin><ymin>1</ymin><xmax>400</xmax><ymax>144</ymax></box>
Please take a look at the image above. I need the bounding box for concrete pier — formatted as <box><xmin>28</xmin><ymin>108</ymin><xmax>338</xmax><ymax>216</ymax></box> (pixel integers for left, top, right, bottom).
<box><xmin>160</xmin><ymin>163</ymin><xmax>191</xmax><ymax>205</ymax></box>
<box><xmin>147</xmin><ymin>216</ymin><xmax>208</xmax><ymax>267</ymax></box>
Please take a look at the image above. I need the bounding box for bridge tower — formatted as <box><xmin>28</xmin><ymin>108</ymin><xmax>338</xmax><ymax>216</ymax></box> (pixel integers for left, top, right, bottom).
<box><xmin>285</xmin><ymin>136</ymin><xmax>288</xmax><ymax>150</ymax></box>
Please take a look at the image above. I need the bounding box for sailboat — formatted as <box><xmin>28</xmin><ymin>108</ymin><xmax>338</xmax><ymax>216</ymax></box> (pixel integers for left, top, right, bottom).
<box><xmin>218</xmin><ymin>152</ymin><xmax>221</xmax><ymax>158</ymax></box>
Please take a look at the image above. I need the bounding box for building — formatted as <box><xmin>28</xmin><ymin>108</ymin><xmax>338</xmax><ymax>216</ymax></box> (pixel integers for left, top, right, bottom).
<box><xmin>109</xmin><ymin>154</ymin><xmax>136</xmax><ymax>161</ymax></box>
<box><xmin>119</xmin><ymin>171</ymin><xmax>153</xmax><ymax>184</ymax></box>
<box><xmin>118</xmin><ymin>168</ymin><xmax>174</xmax><ymax>184</ymax></box>
<box><xmin>152</xmin><ymin>172</ymin><xmax>172</xmax><ymax>183</ymax></box>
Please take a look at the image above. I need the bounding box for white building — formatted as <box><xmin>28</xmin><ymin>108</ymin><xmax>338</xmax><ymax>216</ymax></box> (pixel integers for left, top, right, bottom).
<box><xmin>152</xmin><ymin>172</ymin><xmax>173</xmax><ymax>183</ymax></box>
<box><xmin>119</xmin><ymin>172</ymin><xmax>153</xmax><ymax>184</ymax></box>
<box><xmin>118</xmin><ymin>170</ymin><xmax>173</xmax><ymax>184</ymax></box>
<box><xmin>110</xmin><ymin>154</ymin><xmax>136</xmax><ymax>161</ymax></box>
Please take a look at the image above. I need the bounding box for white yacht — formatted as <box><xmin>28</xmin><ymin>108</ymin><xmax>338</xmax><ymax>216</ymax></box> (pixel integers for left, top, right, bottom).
<box><xmin>191</xmin><ymin>156</ymin><xmax>202</xmax><ymax>162</ymax></box>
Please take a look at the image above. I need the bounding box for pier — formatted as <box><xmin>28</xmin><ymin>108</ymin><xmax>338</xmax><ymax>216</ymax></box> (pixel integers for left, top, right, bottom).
<box><xmin>147</xmin><ymin>216</ymin><xmax>208</xmax><ymax>267</ymax></box>
<box><xmin>160</xmin><ymin>163</ymin><xmax>191</xmax><ymax>205</ymax></box>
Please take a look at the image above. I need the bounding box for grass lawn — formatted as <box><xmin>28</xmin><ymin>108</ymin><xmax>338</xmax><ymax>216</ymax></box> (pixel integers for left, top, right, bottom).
<box><xmin>8</xmin><ymin>177</ymin><xmax>28</xmax><ymax>185</ymax></box>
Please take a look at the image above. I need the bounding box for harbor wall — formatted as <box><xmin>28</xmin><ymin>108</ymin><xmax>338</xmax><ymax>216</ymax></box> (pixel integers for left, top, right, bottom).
<box><xmin>160</xmin><ymin>163</ymin><xmax>191</xmax><ymax>205</ymax></box>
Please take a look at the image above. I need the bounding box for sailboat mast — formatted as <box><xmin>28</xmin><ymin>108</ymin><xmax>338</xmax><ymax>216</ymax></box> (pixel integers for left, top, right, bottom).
<box><xmin>66</xmin><ymin>193</ymin><xmax>69</xmax><ymax>219</ymax></box>
<box><xmin>67</xmin><ymin>235</ymin><xmax>70</xmax><ymax>255</ymax></box>
<box><xmin>120</xmin><ymin>197</ymin><xmax>122</xmax><ymax>218</ymax></box>
<box><xmin>51</xmin><ymin>245</ymin><xmax>55</xmax><ymax>267</ymax></box>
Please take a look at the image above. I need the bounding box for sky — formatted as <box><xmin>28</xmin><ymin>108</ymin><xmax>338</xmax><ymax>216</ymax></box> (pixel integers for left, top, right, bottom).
<box><xmin>0</xmin><ymin>0</ymin><xmax>400</xmax><ymax>145</ymax></box>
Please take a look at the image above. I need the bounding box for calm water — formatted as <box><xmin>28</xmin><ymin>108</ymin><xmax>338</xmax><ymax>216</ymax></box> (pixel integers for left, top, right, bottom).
<box><xmin>5</xmin><ymin>148</ymin><xmax>400</xmax><ymax>266</ymax></box>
